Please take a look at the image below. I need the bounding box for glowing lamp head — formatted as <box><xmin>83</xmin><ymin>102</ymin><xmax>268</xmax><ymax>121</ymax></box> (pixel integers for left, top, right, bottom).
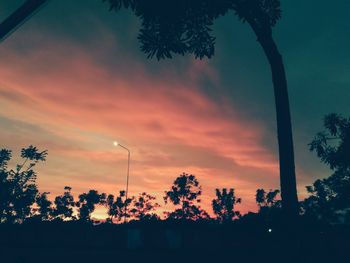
<box><xmin>268</xmin><ymin>228</ymin><xmax>272</xmax><ymax>233</ymax></box>
<box><xmin>113</xmin><ymin>141</ymin><xmax>119</xmax><ymax>147</ymax></box>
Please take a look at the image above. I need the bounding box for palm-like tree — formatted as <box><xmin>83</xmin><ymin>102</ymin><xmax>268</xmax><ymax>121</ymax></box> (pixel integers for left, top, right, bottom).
<box><xmin>103</xmin><ymin>0</ymin><xmax>299</xmax><ymax>218</ymax></box>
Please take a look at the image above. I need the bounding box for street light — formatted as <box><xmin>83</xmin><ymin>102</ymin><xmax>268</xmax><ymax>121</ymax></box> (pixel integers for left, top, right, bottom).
<box><xmin>113</xmin><ymin>141</ymin><xmax>130</xmax><ymax>223</ymax></box>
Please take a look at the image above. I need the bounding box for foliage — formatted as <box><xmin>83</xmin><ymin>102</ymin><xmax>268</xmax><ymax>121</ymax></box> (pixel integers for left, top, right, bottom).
<box><xmin>52</xmin><ymin>186</ymin><xmax>76</xmax><ymax>221</ymax></box>
<box><xmin>105</xmin><ymin>191</ymin><xmax>132</xmax><ymax>223</ymax></box>
<box><xmin>76</xmin><ymin>190</ymin><xmax>106</xmax><ymax>222</ymax></box>
<box><xmin>304</xmin><ymin>114</ymin><xmax>350</xmax><ymax>223</ymax></box>
<box><xmin>309</xmin><ymin>113</ymin><xmax>350</xmax><ymax>172</ymax></box>
<box><xmin>212</xmin><ymin>188</ymin><xmax>241</xmax><ymax>222</ymax></box>
<box><xmin>255</xmin><ymin>188</ymin><xmax>282</xmax><ymax>224</ymax></box>
<box><xmin>166</xmin><ymin>205</ymin><xmax>210</xmax><ymax>221</ymax></box>
<box><xmin>35</xmin><ymin>192</ymin><xmax>53</xmax><ymax>221</ymax></box>
<box><xmin>164</xmin><ymin>173</ymin><xmax>208</xmax><ymax>220</ymax></box>
<box><xmin>130</xmin><ymin>192</ymin><xmax>160</xmax><ymax>221</ymax></box>
<box><xmin>255</xmin><ymin>189</ymin><xmax>281</xmax><ymax>208</ymax></box>
<box><xmin>103</xmin><ymin>0</ymin><xmax>282</xmax><ymax>59</ymax></box>
<box><xmin>0</xmin><ymin>146</ymin><xmax>47</xmax><ymax>223</ymax></box>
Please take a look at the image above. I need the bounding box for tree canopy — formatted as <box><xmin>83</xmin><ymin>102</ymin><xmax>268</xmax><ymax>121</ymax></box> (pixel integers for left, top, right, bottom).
<box><xmin>106</xmin><ymin>190</ymin><xmax>132</xmax><ymax>223</ymax></box>
<box><xmin>103</xmin><ymin>0</ymin><xmax>282</xmax><ymax>59</ymax></box>
<box><xmin>0</xmin><ymin>146</ymin><xmax>47</xmax><ymax>223</ymax></box>
<box><xmin>304</xmin><ymin>114</ymin><xmax>350</xmax><ymax>223</ymax></box>
<box><xmin>76</xmin><ymin>190</ymin><xmax>106</xmax><ymax>222</ymax></box>
<box><xmin>130</xmin><ymin>192</ymin><xmax>159</xmax><ymax>221</ymax></box>
<box><xmin>52</xmin><ymin>186</ymin><xmax>76</xmax><ymax>221</ymax></box>
<box><xmin>212</xmin><ymin>188</ymin><xmax>241</xmax><ymax>222</ymax></box>
<box><xmin>164</xmin><ymin>173</ymin><xmax>208</xmax><ymax>220</ymax></box>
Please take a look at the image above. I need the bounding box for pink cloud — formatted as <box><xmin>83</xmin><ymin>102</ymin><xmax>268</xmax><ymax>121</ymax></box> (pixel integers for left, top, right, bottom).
<box><xmin>0</xmin><ymin>33</ymin><xmax>283</xmax><ymax>217</ymax></box>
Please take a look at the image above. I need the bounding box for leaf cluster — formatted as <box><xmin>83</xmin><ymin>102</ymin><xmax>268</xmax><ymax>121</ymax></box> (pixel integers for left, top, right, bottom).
<box><xmin>255</xmin><ymin>188</ymin><xmax>280</xmax><ymax>208</ymax></box>
<box><xmin>212</xmin><ymin>188</ymin><xmax>241</xmax><ymax>222</ymax></box>
<box><xmin>103</xmin><ymin>0</ymin><xmax>282</xmax><ymax>59</ymax></box>
<box><xmin>0</xmin><ymin>146</ymin><xmax>47</xmax><ymax>223</ymax></box>
<box><xmin>309</xmin><ymin>113</ymin><xmax>350</xmax><ymax>172</ymax></box>
<box><xmin>105</xmin><ymin>190</ymin><xmax>132</xmax><ymax>222</ymax></box>
<box><xmin>76</xmin><ymin>190</ymin><xmax>107</xmax><ymax>221</ymax></box>
<box><xmin>164</xmin><ymin>173</ymin><xmax>208</xmax><ymax>220</ymax></box>
<box><xmin>130</xmin><ymin>192</ymin><xmax>159</xmax><ymax>220</ymax></box>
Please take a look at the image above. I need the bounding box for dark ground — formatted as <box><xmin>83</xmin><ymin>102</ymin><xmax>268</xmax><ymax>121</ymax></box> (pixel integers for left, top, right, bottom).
<box><xmin>0</xmin><ymin>220</ymin><xmax>348</xmax><ymax>263</ymax></box>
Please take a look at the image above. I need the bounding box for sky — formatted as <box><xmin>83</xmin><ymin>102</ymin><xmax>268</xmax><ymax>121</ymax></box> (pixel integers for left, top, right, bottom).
<box><xmin>0</xmin><ymin>0</ymin><xmax>349</xmax><ymax>218</ymax></box>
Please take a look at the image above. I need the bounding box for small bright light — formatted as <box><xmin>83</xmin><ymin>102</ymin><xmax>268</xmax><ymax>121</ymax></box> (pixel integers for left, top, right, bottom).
<box><xmin>268</xmin><ymin>228</ymin><xmax>272</xmax><ymax>233</ymax></box>
<box><xmin>113</xmin><ymin>141</ymin><xmax>119</xmax><ymax>147</ymax></box>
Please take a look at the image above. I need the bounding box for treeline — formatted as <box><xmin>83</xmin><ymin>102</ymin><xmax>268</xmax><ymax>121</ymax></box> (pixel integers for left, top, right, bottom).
<box><xmin>0</xmin><ymin>147</ymin><xmax>289</xmax><ymax>224</ymax></box>
<box><xmin>0</xmin><ymin>114</ymin><xmax>349</xmax><ymax>225</ymax></box>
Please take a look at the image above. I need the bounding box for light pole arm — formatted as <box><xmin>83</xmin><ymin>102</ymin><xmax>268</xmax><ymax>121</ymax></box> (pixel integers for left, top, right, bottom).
<box><xmin>118</xmin><ymin>144</ymin><xmax>130</xmax><ymax>154</ymax></box>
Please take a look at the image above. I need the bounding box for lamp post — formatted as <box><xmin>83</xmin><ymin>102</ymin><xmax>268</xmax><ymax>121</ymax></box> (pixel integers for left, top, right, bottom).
<box><xmin>113</xmin><ymin>141</ymin><xmax>130</xmax><ymax>223</ymax></box>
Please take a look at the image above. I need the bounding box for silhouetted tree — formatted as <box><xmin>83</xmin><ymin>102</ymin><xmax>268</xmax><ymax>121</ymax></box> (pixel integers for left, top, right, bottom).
<box><xmin>164</xmin><ymin>173</ymin><xmax>208</xmax><ymax>220</ymax></box>
<box><xmin>0</xmin><ymin>146</ymin><xmax>47</xmax><ymax>223</ymax></box>
<box><xmin>35</xmin><ymin>192</ymin><xmax>53</xmax><ymax>221</ymax></box>
<box><xmin>212</xmin><ymin>188</ymin><xmax>241</xmax><ymax>222</ymax></box>
<box><xmin>130</xmin><ymin>192</ymin><xmax>160</xmax><ymax>221</ymax></box>
<box><xmin>309</xmin><ymin>113</ymin><xmax>350</xmax><ymax>173</ymax></box>
<box><xmin>256</xmin><ymin>189</ymin><xmax>266</xmax><ymax>207</ymax></box>
<box><xmin>255</xmin><ymin>188</ymin><xmax>282</xmax><ymax>225</ymax></box>
<box><xmin>103</xmin><ymin>0</ymin><xmax>299</xmax><ymax>218</ymax></box>
<box><xmin>105</xmin><ymin>191</ymin><xmax>132</xmax><ymax>223</ymax></box>
<box><xmin>301</xmin><ymin>179</ymin><xmax>337</xmax><ymax>223</ymax></box>
<box><xmin>76</xmin><ymin>190</ymin><xmax>106</xmax><ymax>222</ymax></box>
<box><xmin>52</xmin><ymin>186</ymin><xmax>76</xmax><ymax>221</ymax></box>
<box><xmin>256</xmin><ymin>188</ymin><xmax>281</xmax><ymax>209</ymax></box>
<box><xmin>304</xmin><ymin>114</ymin><xmax>350</xmax><ymax>222</ymax></box>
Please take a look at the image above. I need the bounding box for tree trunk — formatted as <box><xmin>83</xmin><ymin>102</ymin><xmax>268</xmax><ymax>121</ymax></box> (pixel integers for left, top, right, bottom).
<box><xmin>253</xmin><ymin>28</ymin><xmax>299</xmax><ymax>219</ymax></box>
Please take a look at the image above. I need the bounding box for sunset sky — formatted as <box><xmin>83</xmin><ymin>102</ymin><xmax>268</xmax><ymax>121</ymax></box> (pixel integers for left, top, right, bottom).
<box><xmin>0</xmin><ymin>0</ymin><xmax>349</xmax><ymax>218</ymax></box>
